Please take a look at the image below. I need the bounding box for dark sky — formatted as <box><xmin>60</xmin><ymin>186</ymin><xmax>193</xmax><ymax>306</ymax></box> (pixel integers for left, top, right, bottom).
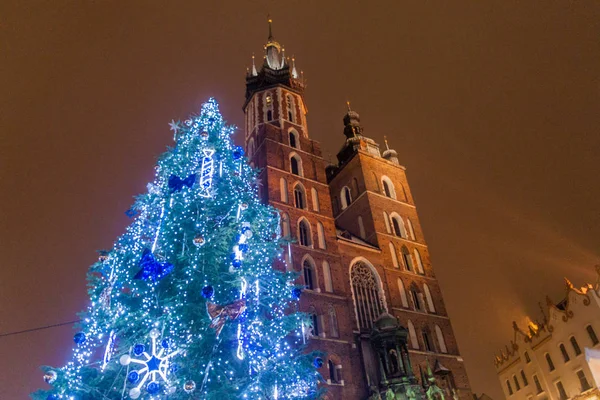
<box><xmin>1</xmin><ymin>2</ymin><xmax>599</xmax><ymax>399</ymax></box>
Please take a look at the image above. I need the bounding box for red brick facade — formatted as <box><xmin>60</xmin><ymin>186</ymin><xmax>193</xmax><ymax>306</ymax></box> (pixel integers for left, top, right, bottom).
<box><xmin>243</xmin><ymin>27</ymin><xmax>472</xmax><ymax>400</ymax></box>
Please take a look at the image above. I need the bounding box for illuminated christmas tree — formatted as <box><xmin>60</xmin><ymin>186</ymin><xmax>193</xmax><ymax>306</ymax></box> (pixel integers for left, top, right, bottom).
<box><xmin>33</xmin><ymin>99</ymin><xmax>323</xmax><ymax>400</ymax></box>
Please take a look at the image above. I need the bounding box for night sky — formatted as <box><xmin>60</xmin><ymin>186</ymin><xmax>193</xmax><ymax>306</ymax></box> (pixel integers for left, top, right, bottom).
<box><xmin>1</xmin><ymin>2</ymin><xmax>599</xmax><ymax>399</ymax></box>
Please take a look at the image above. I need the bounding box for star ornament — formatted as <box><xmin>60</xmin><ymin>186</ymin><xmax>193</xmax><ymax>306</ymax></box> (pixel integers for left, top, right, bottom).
<box><xmin>168</xmin><ymin>119</ymin><xmax>180</xmax><ymax>134</ymax></box>
<box><xmin>120</xmin><ymin>329</ymin><xmax>179</xmax><ymax>399</ymax></box>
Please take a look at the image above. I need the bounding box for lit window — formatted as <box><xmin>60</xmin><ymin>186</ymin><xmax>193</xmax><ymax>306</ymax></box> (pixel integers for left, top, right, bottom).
<box><xmin>340</xmin><ymin>186</ymin><xmax>352</xmax><ymax>209</ymax></box>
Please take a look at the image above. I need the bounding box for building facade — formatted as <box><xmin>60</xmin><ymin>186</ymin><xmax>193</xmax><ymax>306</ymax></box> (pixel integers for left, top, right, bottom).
<box><xmin>243</xmin><ymin>21</ymin><xmax>472</xmax><ymax>400</ymax></box>
<box><xmin>494</xmin><ymin>270</ymin><xmax>600</xmax><ymax>400</ymax></box>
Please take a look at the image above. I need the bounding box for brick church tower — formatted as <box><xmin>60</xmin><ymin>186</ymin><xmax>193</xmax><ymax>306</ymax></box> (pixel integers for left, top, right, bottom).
<box><xmin>242</xmin><ymin>20</ymin><xmax>472</xmax><ymax>400</ymax></box>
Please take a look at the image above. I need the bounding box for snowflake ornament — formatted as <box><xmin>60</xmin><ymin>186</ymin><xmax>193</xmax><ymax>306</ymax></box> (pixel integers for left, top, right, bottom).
<box><xmin>120</xmin><ymin>328</ymin><xmax>179</xmax><ymax>399</ymax></box>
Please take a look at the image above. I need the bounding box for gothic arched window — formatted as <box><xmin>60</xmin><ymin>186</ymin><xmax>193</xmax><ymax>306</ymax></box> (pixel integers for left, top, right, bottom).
<box><xmin>289</xmin><ymin>129</ymin><xmax>299</xmax><ymax>148</ymax></box>
<box><xmin>391</xmin><ymin>214</ymin><xmax>407</xmax><ymax>238</ymax></box>
<box><xmin>414</xmin><ymin>249</ymin><xmax>425</xmax><ymax>274</ymax></box>
<box><xmin>303</xmin><ymin>259</ymin><xmax>316</xmax><ymax>290</ymax></box>
<box><xmin>322</xmin><ymin>261</ymin><xmax>333</xmax><ymax>292</ymax></box>
<box><xmin>311</xmin><ymin>187</ymin><xmax>320</xmax><ymax>211</ymax></box>
<box><xmin>265</xmin><ymin>93</ymin><xmax>273</xmax><ymax>121</ymax></box>
<box><xmin>381</xmin><ymin>176</ymin><xmax>396</xmax><ymax>199</ymax></box>
<box><xmin>397</xmin><ymin>278</ymin><xmax>409</xmax><ymax>308</ymax></box>
<box><xmin>286</xmin><ymin>94</ymin><xmax>295</xmax><ymax>122</ymax></box>
<box><xmin>423</xmin><ymin>283</ymin><xmax>436</xmax><ymax>312</ymax></box>
<box><xmin>402</xmin><ymin>246</ymin><xmax>413</xmax><ymax>271</ymax></box>
<box><xmin>317</xmin><ymin>222</ymin><xmax>326</xmax><ymax>249</ymax></box>
<box><xmin>290</xmin><ymin>153</ymin><xmax>303</xmax><ymax>176</ymax></box>
<box><xmin>340</xmin><ymin>186</ymin><xmax>352</xmax><ymax>209</ymax></box>
<box><xmin>435</xmin><ymin>325</ymin><xmax>447</xmax><ymax>353</ymax></box>
<box><xmin>298</xmin><ymin>219</ymin><xmax>312</xmax><ymax>247</ymax></box>
<box><xmin>350</xmin><ymin>261</ymin><xmax>385</xmax><ymax>331</ymax></box>
<box><xmin>407</xmin><ymin>320</ymin><xmax>419</xmax><ymax>349</ymax></box>
<box><xmin>294</xmin><ymin>183</ymin><xmax>306</xmax><ymax>209</ymax></box>
<box><xmin>281</xmin><ymin>212</ymin><xmax>290</xmax><ymax>238</ymax></box>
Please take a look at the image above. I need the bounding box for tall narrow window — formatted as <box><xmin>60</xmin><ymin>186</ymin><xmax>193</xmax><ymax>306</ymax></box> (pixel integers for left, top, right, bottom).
<box><xmin>247</xmin><ymin>138</ymin><xmax>255</xmax><ymax>159</ymax></box>
<box><xmin>587</xmin><ymin>325</ymin><xmax>599</xmax><ymax>345</ymax></box>
<box><xmin>389</xmin><ymin>243</ymin><xmax>399</xmax><ymax>268</ymax></box>
<box><xmin>570</xmin><ymin>336</ymin><xmax>582</xmax><ymax>355</ymax></box>
<box><xmin>407</xmin><ymin>218</ymin><xmax>416</xmax><ymax>240</ymax></box>
<box><xmin>328</xmin><ymin>360</ymin><xmax>341</xmax><ymax>384</ymax></box>
<box><xmin>577</xmin><ymin>370</ymin><xmax>592</xmax><ymax>391</ymax></box>
<box><xmin>298</xmin><ymin>219</ymin><xmax>311</xmax><ymax>247</ymax></box>
<box><xmin>279</xmin><ymin>178</ymin><xmax>288</xmax><ymax>203</ymax></box>
<box><xmin>328</xmin><ymin>305</ymin><xmax>339</xmax><ymax>338</ymax></box>
<box><xmin>410</xmin><ymin>287</ymin><xmax>423</xmax><ymax>311</ymax></box>
<box><xmin>401</xmin><ymin>246</ymin><xmax>413</xmax><ymax>271</ymax></box>
<box><xmin>524</xmin><ymin>351</ymin><xmax>531</xmax><ymax>363</ymax></box>
<box><xmin>397</xmin><ymin>279</ymin><xmax>409</xmax><ymax>308</ymax></box>
<box><xmin>391</xmin><ymin>214</ymin><xmax>407</xmax><ymax>238</ymax></box>
<box><xmin>358</xmin><ymin>216</ymin><xmax>366</xmax><ymax>239</ymax></box>
<box><xmin>311</xmin><ymin>188</ymin><xmax>319</xmax><ymax>211</ymax></box>
<box><xmin>303</xmin><ymin>260</ymin><xmax>315</xmax><ymax>290</ymax></box>
<box><xmin>435</xmin><ymin>325</ymin><xmax>447</xmax><ymax>353</ymax></box>
<box><xmin>294</xmin><ymin>184</ymin><xmax>306</xmax><ymax>209</ymax></box>
<box><xmin>422</xmin><ymin>331</ymin><xmax>433</xmax><ymax>352</ymax></box>
<box><xmin>286</xmin><ymin>95</ymin><xmax>295</xmax><ymax>122</ymax></box>
<box><xmin>423</xmin><ymin>284</ymin><xmax>436</xmax><ymax>312</ymax></box>
<box><xmin>407</xmin><ymin>320</ymin><xmax>419</xmax><ymax>349</ymax></box>
<box><xmin>414</xmin><ymin>249</ymin><xmax>425</xmax><ymax>274</ymax></box>
<box><xmin>381</xmin><ymin>176</ymin><xmax>396</xmax><ymax>199</ymax></box>
<box><xmin>556</xmin><ymin>381</ymin><xmax>567</xmax><ymax>400</ymax></box>
<box><xmin>350</xmin><ymin>261</ymin><xmax>385</xmax><ymax>331</ymax></box>
<box><xmin>281</xmin><ymin>213</ymin><xmax>290</xmax><ymax>238</ymax></box>
<box><xmin>341</xmin><ymin>186</ymin><xmax>352</xmax><ymax>209</ymax></box>
<box><xmin>506</xmin><ymin>380</ymin><xmax>513</xmax><ymax>396</ymax></box>
<box><xmin>309</xmin><ymin>308</ymin><xmax>320</xmax><ymax>336</ymax></box>
<box><xmin>559</xmin><ymin>343</ymin><xmax>570</xmax><ymax>362</ymax></box>
<box><xmin>265</xmin><ymin>94</ymin><xmax>273</xmax><ymax>121</ymax></box>
<box><xmin>322</xmin><ymin>261</ymin><xmax>333</xmax><ymax>292</ymax></box>
<box><xmin>290</xmin><ymin>154</ymin><xmax>302</xmax><ymax>176</ymax></box>
<box><xmin>520</xmin><ymin>370</ymin><xmax>528</xmax><ymax>386</ymax></box>
<box><xmin>545</xmin><ymin>353</ymin><xmax>555</xmax><ymax>371</ymax></box>
<box><xmin>289</xmin><ymin>130</ymin><xmax>298</xmax><ymax>148</ymax></box>
<box><xmin>533</xmin><ymin>374</ymin><xmax>543</xmax><ymax>393</ymax></box>
<box><xmin>383</xmin><ymin>212</ymin><xmax>392</xmax><ymax>234</ymax></box>
<box><xmin>317</xmin><ymin>222</ymin><xmax>326</xmax><ymax>249</ymax></box>
<box><xmin>513</xmin><ymin>375</ymin><xmax>521</xmax><ymax>391</ymax></box>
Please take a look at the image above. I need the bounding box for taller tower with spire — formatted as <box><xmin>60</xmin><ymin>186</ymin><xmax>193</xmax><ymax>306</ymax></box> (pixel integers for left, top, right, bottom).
<box><xmin>242</xmin><ymin>19</ymin><xmax>473</xmax><ymax>400</ymax></box>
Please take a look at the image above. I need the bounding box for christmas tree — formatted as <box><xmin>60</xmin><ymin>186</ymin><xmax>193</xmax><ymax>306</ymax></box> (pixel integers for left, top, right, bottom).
<box><xmin>34</xmin><ymin>99</ymin><xmax>323</xmax><ymax>400</ymax></box>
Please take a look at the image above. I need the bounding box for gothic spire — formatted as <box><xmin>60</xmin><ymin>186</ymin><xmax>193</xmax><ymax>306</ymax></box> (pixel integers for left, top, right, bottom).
<box><xmin>264</xmin><ymin>16</ymin><xmax>283</xmax><ymax>70</ymax></box>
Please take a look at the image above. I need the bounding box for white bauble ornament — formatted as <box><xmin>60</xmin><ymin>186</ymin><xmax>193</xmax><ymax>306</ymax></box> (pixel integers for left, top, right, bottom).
<box><xmin>129</xmin><ymin>387</ymin><xmax>141</xmax><ymax>399</ymax></box>
<box><xmin>120</xmin><ymin>355</ymin><xmax>131</xmax><ymax>366</ymax></box>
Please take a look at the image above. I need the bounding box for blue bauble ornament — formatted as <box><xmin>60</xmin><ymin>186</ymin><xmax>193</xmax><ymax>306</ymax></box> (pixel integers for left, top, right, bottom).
<box><xmin>201</xmin><ymin>285</ymin><xmax>214</xmax><ymax>298</ymax></box>
<box><xmin>161</xmin><ymin>338</ymin><xmax>170</xmax><ymax>349</ymax></box>
<box><xmin>73</xmin><ymin>332</ymin><xmax>86</xmax><ymax>344</ymax></box>
<box><xmin>169</xmin><ymin>363</ymin><xmax>179</xmax><ymax>373</ymax></box>
<box><xmin>232</xmin><ymin>259</ymin><xmax>242</xmax><ymax>268</ymax></box>
<box><xmin>133</xmin><ymin>344</ymin><xmax>145</xmax><ymax>356</ymax></box>
<box><xmin>314</xmin><ymin>357</ymin><xmax>324</xmax><ymax>368</ymax></box>
<box><xmin>232</xmin><ymin>147</ymin><xmax>244</xmax><ymax>160</ymax></box>
<box><xmin>292</xmin><ymin>288</ymin><xmax>302</xmax><ymax>299</ymax></box>
<box><xmin>147</xmin><ymin>381</ymin><xmax>160</xmax><ymax>395</ymax></box>
<box><xmin>128</xmin><ymin>370</ymin><xmax>140</xmax><ymax>383</ymax></box>
<box><xmin>47</xmin><ymin>395</ymin><xmax>58</xmax><ymax>400</ymax></box>
<box><xmin>238</xmin><ymin>244</ymin><xmax>249</xmax><ymax>253</ymax></box>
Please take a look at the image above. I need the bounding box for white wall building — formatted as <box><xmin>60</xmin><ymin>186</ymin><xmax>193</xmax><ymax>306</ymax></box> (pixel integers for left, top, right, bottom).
<box><xmin>494</xmin><ymin>269</ymin><xmax>600</xmax><ymax>400</ymax></box>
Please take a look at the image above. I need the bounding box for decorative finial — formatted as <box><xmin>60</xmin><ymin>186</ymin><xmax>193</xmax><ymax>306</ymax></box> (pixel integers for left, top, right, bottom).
<box><xmin>291</xmin><ymin>56</ymin><xmax>298</xmax><ymax>79</ymax></box>
<box><xmin>384</xmin><ymin>135</ymin><xmax>390</xmax><ymax>150</ymax></box>
<box><xmin>346</xmin><ymin>101</ymin><xmax>352</xmax><ymax>112</ymax></box>
<box><xmin>251</xmin><ymin>53</ymin><xmax>258</xmax><ymax>76</ymax></box>
<box><xmin>267</xmin><ymin>14</ymin><xmax>273</xmax><ymax>40</ymax></box>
